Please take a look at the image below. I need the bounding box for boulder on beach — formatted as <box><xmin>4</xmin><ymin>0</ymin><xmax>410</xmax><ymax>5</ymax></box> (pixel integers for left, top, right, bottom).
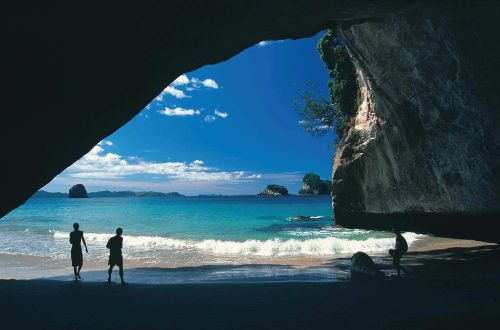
<box><xmin>69</xmin><ymin>184</ymin><xmax>88</xmax><ymax>198</ymax></box>
<box><xmin>350</xmin><ymin>252</ymin><xmax>384</xmax><ymax>281</ymax></box>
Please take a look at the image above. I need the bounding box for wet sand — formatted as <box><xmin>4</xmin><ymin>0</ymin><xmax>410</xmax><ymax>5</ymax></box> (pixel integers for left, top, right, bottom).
<box><xmin>1</xmin><ymin>236</ymin><xmax>494</xmax><ymax>279</ymax></box>
<box><xmin>1</xmin><ymin>244</ymin><xmax>500</xmax><ymax>328</ymax></box>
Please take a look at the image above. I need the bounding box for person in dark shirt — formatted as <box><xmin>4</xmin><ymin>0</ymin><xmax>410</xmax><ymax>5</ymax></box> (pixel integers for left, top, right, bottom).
<box><xmin>69</xmin><ymin>223</ymin><xmax>88</xmax><ymax>281</ymax></box>
<box><xmin>106</xmin><ymin>227</ymin><xmax>127</xmax><ymax>285</ymax></box>
<box><xmin>389</xmin><ymin>228</ymin><xmax>408</xmax><ymax>277</ymax></box>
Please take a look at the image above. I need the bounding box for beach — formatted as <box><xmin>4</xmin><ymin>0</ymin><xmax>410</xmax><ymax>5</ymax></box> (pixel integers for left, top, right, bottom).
<box><xmin>1</xmin><ymin>244</ymin><xmax>500</xmax><ymax>329</ymax></box>
<box><xmin>0</xmin><ymin>233</ymin><xmax>493</xmax><ymax>282</ymax></box>
<box><xmin>0</xmin><ymin>195</ymin><xmax>429</xmax><ymax>282</ymax></box>
<box><xmin>2</xmin><ymin>196</ymin><xmax>500</xmax><ymax>328</ymax></box>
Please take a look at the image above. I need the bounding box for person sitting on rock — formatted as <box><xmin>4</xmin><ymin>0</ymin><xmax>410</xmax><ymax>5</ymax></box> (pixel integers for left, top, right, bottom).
<box><xmin>389</xmin><ymin>228</ymin><xmax>408</xmax><ymax>277</ymax></box>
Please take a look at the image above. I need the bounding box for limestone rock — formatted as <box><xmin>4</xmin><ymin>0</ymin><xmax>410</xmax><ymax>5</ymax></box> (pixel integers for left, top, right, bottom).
<box><xmin>69</xmin><ymin>184</ymin><xmax>88</xmax><ymax>198</ymax></box>
<box><xmin>350</xmin><ymin>252</ymin><xmax>384</xmax><ymax>281</ymax></box>
<box><xmin>333</xmin><ymin>4</ymin><xmax>500</xmax><ymax>239</ymax></box>
<box><xmin>258</xmin><ymin>184</ymin><xmax>289</xmax><ymax>196</ymax></box>
<box><xmin>3</xmin><ymin>2</ymin><xmax>500</xmax><ymax>242</ymax></box>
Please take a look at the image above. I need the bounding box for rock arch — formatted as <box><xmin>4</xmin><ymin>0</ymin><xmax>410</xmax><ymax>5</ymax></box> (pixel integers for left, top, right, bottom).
<box><xmin>2</xmin><ymin>1</ymin><xmax>499</xmax><ymax>241</ymax></box>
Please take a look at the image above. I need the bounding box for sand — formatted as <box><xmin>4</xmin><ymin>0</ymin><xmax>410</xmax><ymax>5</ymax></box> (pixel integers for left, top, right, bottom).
<box><xmin>2</xmin><ymin>235</ymin><xmax>492</xmax><ymax>280</ymax></box>
<box><xmin>1</xmin><ymin>241</ymin><xmax>500</xmax><ymax>328</ymax></box>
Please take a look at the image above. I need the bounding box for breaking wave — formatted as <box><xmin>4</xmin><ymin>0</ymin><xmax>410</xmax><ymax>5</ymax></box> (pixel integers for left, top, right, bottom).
<box><xmin>52</xmin><ymin>231</ymin><xmax>423</xmax><ymax>257</ymax></box>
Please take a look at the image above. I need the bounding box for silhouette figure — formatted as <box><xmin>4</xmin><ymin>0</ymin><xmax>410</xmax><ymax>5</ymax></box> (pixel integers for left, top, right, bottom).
<box><xmin>389</xmin><ymin>228</ymin><xmax>408</xmax><ymax>277</ymax></box>
<box><xmin>69</xmin><ymin>223</ymin><xmax>88</xmax><ymax>281</ymax></box>
<box><xmin>106</xmin><ymin>227</ymin><xmax>127</xmax><ymax>285</ymax></box>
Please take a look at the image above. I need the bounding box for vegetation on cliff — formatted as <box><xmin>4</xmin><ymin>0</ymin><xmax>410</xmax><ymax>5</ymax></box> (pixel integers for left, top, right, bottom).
<box><xmin>295</xmin><ymin>29</ymin><xmax>359</xmax><ymax>139</ymax></box>
<box><xmin>299</xmin><ymin>173</ymin><xmax>331</xmax><ymax>195</ymax></box>
<box><xmin>258</xmin><ymin>184</ymin><xmax>289</xmax><ymax>196</ymax></box>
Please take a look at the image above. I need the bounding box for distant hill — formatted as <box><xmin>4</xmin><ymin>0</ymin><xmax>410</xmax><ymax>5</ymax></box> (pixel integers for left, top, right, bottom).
<box><xmin>132</xmin><ymin>191</ymin><xmax>184</xmax><ymax>197</ymax></box>
<box><xmin>32</xmin><ymin>190</ymin><xmax>68</xmax><ymax>198</ymax></box>
<box><xmin>32</xmin><ymin>190</ymin><xmax>184</xmax><ymax>198</ymax></box>
<box><xmin>197</xmin><ymin>194</ymin><xmax>224</xmax><ymax>197</ymax></box>
<box><xmin>87</xmin><ymin>190</ymin><xmax>136</xmax><ymax>198</ymax></box>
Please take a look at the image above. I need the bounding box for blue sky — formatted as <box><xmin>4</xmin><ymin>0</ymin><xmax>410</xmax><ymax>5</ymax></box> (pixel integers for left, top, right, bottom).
<box><xmin>44</xmin><ymin>32</ymin><xmax>336</xmax><ymax>195</ymax></box>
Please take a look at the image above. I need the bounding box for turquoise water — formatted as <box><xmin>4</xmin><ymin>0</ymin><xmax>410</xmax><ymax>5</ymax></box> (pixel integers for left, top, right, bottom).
<box><xmin>0</xmin><ymin>196</ymin><xmax>422</xmax><ymax>273</ymax></box>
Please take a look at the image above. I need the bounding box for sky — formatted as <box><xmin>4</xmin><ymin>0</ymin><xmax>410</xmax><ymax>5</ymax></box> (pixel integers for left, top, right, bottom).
<box><xmin>44</xmin><ymin>32</ymin><xmax>336</xmax><ymax>195</ymax></box>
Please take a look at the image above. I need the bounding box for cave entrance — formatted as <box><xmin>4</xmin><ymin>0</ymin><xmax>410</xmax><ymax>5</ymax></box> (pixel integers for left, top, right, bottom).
<box><xmin>0</xmin><ymin>31</ymin><xmax>408</xmax><ymax>283</ymax></box>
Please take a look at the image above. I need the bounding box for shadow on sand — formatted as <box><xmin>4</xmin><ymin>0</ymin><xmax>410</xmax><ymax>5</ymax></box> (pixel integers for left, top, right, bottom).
<box><xmin>43</xmin><ymin>263</ymin><xmax>351</xmax><ymax>284</ymax></box>
<box><xmin>1</xmin><ymin>246</ymin><xmax>500</xmax><ymax>329</ymax></box>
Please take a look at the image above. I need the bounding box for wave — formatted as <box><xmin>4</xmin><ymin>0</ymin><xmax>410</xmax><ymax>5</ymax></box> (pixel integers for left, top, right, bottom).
<box><xmin>51</xmin><ymin>231</ymin><xmax>423</xmax><ymax>257</ymax></box>
<box><xmin>285</xmin><ymin>227</ymin><xmax>371</xmax><ymax>237</ymax></box>
<box><xmin>286</xmin><ymin>215</ymin><xmax>324</xmax><ymax>221</ymax></box>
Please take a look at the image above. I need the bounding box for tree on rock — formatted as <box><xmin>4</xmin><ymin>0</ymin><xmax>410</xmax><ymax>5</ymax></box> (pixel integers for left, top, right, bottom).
<box><xmin>69</xmin><ymin>184</ymin><xmax>88</xmax><ymax>198</ymax></box>
<box><xmin>299</xmin><ymin>173</ymin><xmax>331</xmax><ymax>195</ymax></box>
<box><xmin>295</xmin><ymin>29</ymin><xmax>359</xmax><ymax>140</ymax></box>
<box><xmin>258</xmin><ymin>184</ymin><xmax>289</xmax><ymax>196</ymax></box>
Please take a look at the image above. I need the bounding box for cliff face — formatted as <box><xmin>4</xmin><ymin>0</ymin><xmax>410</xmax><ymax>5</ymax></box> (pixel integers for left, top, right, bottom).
<box><xmin>333</xmin><ymin>3</ymin><xmax>500</xmax><ymax>239</ymax></box>
<box><xmin>2</xmin><ymin>1</ymin><xmax>500</xmax><ymax>241</ymax></box>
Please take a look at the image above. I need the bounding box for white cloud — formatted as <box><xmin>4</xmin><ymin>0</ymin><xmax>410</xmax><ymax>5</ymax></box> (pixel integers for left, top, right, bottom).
<box><xmin>149</xmin><ymin>74</ymin><xmax>219</xmax><ymax>108</ymax></box>
<box><xmin>245</xmin><ymin>174</ymin><xmax>262</xmax><ymax>179</ymax></box>
<box><xmin>159</xmin><ymin>107</ymin><xmax>201</xmax><ymax>116</ymax></box>
<box><xmin>204</xmin><ymin>110</ymin><xmax>228</xmax><ymax>123</ymax></box>
<box><xmin>98</xmin><ymin>140</ymin><xmax>113</xmax><ymax>146</ymax></box>
<box><xmin>201</xmin><ymin>79</ymin><xmax>219</xmax><ymax>89</ymax></box>
<box><xmin>204</xmin><ymin>115</ymin><xmax>216</xmax><ymax>122</ymax></box>
<box><xmin>162</xmin><ymin>86</ymin><xmax>190</xmax><ymax>99</ymax></box>
<box><xmin>256</xmin><ymin>40</ymin><xmax>285</xmax><ymax>47</ymax></box>
<box><xmin>214</xmin><ymin>110</ymin><xmax>228</xmax><ymax>118</ymax></box>
<box><xmin>171</xmin><ymin>74</ymin><xmax>190</xmax><ymax>86</ymax></box>
<box><xmin>189</xmin><ymin>77</ymin><xmax>220</xmax><ymax>90</ymax></box>
<box><xmin>64</xmin><ymin>144</ymin><xmax>261</xmax><ymax>182</ymax></box>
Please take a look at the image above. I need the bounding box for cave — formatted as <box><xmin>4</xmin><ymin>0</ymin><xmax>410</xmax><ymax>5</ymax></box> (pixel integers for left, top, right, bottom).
<box><xmin>3</xmin><ymin>1</ymin><xmax>499</xmax><ymax>241</ymax></box>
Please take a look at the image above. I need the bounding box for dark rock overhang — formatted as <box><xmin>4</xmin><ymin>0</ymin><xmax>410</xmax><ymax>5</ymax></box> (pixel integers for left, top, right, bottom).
<box><xmin>1</xmin><ymin>0</ymin><xmax>409</xmax><ymax>217</ymax></box>
<box><xmin>2</xmin><ymin>1</ymin><xmax>499</xmax><ymax>242</ymax></box>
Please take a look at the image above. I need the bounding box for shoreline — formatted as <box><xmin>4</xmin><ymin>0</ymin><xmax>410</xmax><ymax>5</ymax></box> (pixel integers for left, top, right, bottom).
<box><xmin>0</xmin><ymin>235</ymin><xmax>495</xmax><ymax>282</ymax></box>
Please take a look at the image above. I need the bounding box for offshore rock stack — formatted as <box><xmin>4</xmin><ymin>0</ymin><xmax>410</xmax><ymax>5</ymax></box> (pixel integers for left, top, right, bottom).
<box><xmin>69</xmin><ymin>184</ymin><xmax>88</xmax><ymax>198</ymax></box>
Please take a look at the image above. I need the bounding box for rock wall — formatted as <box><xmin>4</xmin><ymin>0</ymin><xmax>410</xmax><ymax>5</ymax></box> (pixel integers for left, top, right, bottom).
<box><xmin>2</xmin><ymin>1</ymin><xmax>499</xmax><ymax>241</ymax></box>
<box><xmin>333</xmin><ymin>3</ymin><xmax>500</xmax><ymax>240</ymax></box>
<box><xmin>1</xmin><ymin>0</ymin><xmax>406</xmax><ymax>218</ymax></box>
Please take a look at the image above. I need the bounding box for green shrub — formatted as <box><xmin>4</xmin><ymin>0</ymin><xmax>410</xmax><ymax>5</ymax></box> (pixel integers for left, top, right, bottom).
<box><xmin>265</xmin><ymin>184</ymin><xmax>288</xmax><ymax>195</ymax></box>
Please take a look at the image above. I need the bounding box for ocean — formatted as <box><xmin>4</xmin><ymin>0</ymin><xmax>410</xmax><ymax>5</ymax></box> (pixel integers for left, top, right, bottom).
<box><xmin>0</xmin><ymin>195</ymin><xmax>423</xmax><ymax>282</ymax></box>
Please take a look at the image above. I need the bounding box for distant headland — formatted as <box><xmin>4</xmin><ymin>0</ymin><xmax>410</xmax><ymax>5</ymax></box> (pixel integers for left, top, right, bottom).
<box><xmin>33</xmin><ymin>185</ymin><xmax>185</xmax><ymax>198</ymax></box>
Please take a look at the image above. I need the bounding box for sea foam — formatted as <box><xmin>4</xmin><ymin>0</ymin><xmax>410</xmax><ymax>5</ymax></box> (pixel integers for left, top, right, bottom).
<box><xmin>52</xmin><ymin>231</ymin><xmax>423</xmax><ymax>257</ymax></box>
